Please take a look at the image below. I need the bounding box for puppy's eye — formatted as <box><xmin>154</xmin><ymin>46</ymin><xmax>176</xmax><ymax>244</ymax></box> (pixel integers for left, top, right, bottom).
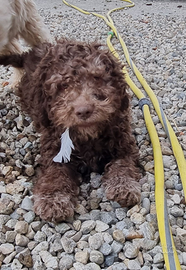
<box><xmin>72</xmin><ymin>70</ymin><xmax>77</xmax><ymax>76</ymax></box>
<box><xmin>57</xmin><ymin>83</ymin><xmax>68</xmax><ymax>92</ymax></box>
<box><xmin>93</xmin><ymin>93</ymin><xmax>106</xmax><ymax>101</ymax></box>
<box><xmin>62</xmin><ymin>84</ymin><xmax>68</xmax><ymax>89</ymax></box>
<box><xmin>94</xmin><ymin>76</ymin><xmax>100</xmax><ymax>81</ymax></box>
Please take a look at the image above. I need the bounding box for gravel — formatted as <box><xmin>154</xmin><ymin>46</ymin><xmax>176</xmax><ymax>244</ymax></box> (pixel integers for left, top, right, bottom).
<box><xmin>0</xmin><ymin>0</ymin><xmax>186</xmax><ymax>269</ymax></box>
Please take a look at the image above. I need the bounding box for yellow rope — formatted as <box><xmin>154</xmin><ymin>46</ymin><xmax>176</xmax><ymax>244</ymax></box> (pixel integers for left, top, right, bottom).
<box><xmin>62</xmin><ymin>1</ymin><xmax>186</xmax><ymax>268</ymax></box>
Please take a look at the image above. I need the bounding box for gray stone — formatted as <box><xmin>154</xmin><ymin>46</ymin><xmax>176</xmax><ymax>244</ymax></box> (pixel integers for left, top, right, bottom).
<box><xmin>84</xmin><ymin>263</ymin><xmax>101</xmax><ymax>270</ymax></box>
<box><xmin>73</xmin><ymin>220</ymin><xmax>82</xmax><ymax>231</ymax></box>
<box><xmin>26</xmin><ymin>225</ymin><xmax>35</xmax><ymax>239</ymax></box>
<box><xmin>31</xmin><ymin>241</ymin><xmax>49</xmax><ymax>255</ymax></box>
<box><xmin>11</xmin><ymin>258</ymin><xmax>23</xmax><ymax>270</ymax></box>
<box><xmin>59</xmin><ymin>255</ymin><xmax>73</xmax><ymax>269</ymax></box>
<box><xmin>89</xmin><ymin>250</ymin><xmax>104</xmax><ymax>265</ymax></box>
<box><xmin>170</xmin><ymin>206</ymin><xmax>184</xmax><ymax>217</ymax></box>
<box><xmin>1</xmin><ymin>265</ymin><xmax>12</xmax><ymax>270</ymax></box>
<box><xmin>141</xmin><ymin>266</ymin><xmax>151</xmax><ymax>270</ymax></box>
<box><xmin>171</xmin><ymin>194</ymin><xmax>181</xmax><ymax>204</ymax></box>
<box><xmin>105</xmin><ymin>254</ymin><xmax>115</xmax><ymax>267</ymax></box>
<box><xmin>153</xmin><ymin>252</ymin><xmax>164</xmax><ymax>263</ymax></box>
<box><xmin>90</xmin><ymin>173</ymin><xmax>101</xmax><ymax>188</ymax></box>
<box><xmin>17</xmin><ymin>248</ymin><xmax>33</xmax><ymax>268</ymax></box>
<box><xmin>116</xmin><ymin>219</ymin><xmax>133</xmax><ymax>230</ymax></box>
<box><xmin>75</xmin><ymin>250</ymin><xmax>89</xmax><ymax>264</ymax></box>
<box><xmin>107</xmin><ymin>262</ymin><xmax>127</xmax><ymax>270</ymax></box>
<box><xmin>141</xmin><ymin>239</ymin><xmax>157</xmax><ymax>250</ymax></box>
<box><xmin>81</xmin><ymin>220</ymin><xmax>96</xmax><ymax>234</ymax></box>
<box><xmin>61</xmin><ymin>236</ymin><xmax>76</xmax><ymax>253</ymax></box>
<box><xmin>163</xmin><ymin>155</ymin><xmax>173</xmax><ymax>168</ymax></box>
<box><xmin>142</xmin><ymin>198</ymin><xmax>151</xmax><ymax>214</ymax></box>
<box><xmin>124</xmin><ymin>242</ymin><xmax>139</xmax><ymax>259</ymax></box>
<box><xmin>100</xmin><ymin>212</ymin><xmax>116</xmax><ymax>225</ymax></box>
<box><xmin>0</xmin><ymin>232</ymin><xmax>6</xmax><ymax>244</ymax></box>
<box><xmin>49</xmin><ymin>238</ymin><xmax>63</xmax><ymax>253</ymax></box>
<box><xmin>111</xmin><ymin>240</ymin><xmax>123</xmax><ymax>254</ymax></box>
<box><xmin>88</xmin><ymin>233</ymin><xmax>103</xmax><ymax>250</ymax></box>
<box><xmin>32</xmin><ymin>254</ymin><xmax>44</xmax><ymax>269</ymax></box>
<box><xmin>31</xmin><ymin>221</ymin><xmax>42</xmax><ymax>231</ymax></box>
<box><xmin>130</xmin><ymin>212</ymin><xmax>145</xmax><ymax>225</ymax></box>
<box><xmin>39</xmin><ymin>250</ymin><xmax>58</xmax><ymax>269</ymax></box>
<box><xmin>127</xmin><ymin>259</ymin><xmax>141</xmax><ymax>270</ymax></box>
<box><xmin>0</xmin><ymin>243</ymin><xmax>14</xmax><ymax>255</ymax></box>
<box><xmin>25</xmin><ymin>165</ymin><xmax>35</xmax><ymax>176</ymax></box>
<box><xmin>95</xmin><ymin>220</ymin><xmax>109</xmax><ymax>232</ymax></box>
<box><xmin>3</xmin><ymin>251</ymin><xmax>16</xmax><ymax>264</ymax></box>
<box><xmin>115</xmin><ymin>208</ymin><xmax>127</xmax><ymax>220</ymax></box>
<box><xmin>23</xmin><ymin>211</ymin><xmax>35</xmax><ymax>223</ymax></box>
<box><xmin>73</xmin><ymin>262</ymin><xmax>85</xmax><ymax>270</ymax></box>
<box><xmin>77</xmin><ymin>240</ymin><xmax>89</xmax><ymax>250</ymax></box>
<box><xmin>71</xmin><ymin>231</ymin><xmax>82</xmax><ymax>242</ymax></box>
<box><xmin>5</xmin><ymin>231</ymin><xmax>17</xmax><ymax>243</ymax></box>
<box><xmin>102</xmin><ymin>232</ymin><xmax>113</xmax><ymax>244</ymax></box>
<box><xmin>15</xmin><ymin>234</ymin><xmax>29</xmax><ymax>247</ymax></box>
<box><xmin>113</xmin><ymin>230</ymin><xmax>125</xmax><ymax>243</ymax></box>
<box><xmin>34</xmin><ymin>231</ymin><xmax>47</xmax><ymax>242</ymax></box>
<box><xmin>0</xmin><ymin>197</ymin><xmax>14</xmax><ymax>215</ymax></box>
<box><xmin>90</xmin><ymin>210</ymin><xmax>101</xmax><ymax>221</ymax></box>
<box><xmin>99</xmin><ymin>242</ymin><xmax>112</xmax><ymax>256</ymax></box>
<box><xmin>0</xmin><ymin>215</ymin><xmax>10</xmax><ymax>226</ymax></box>
<box><xmin>75</xmin><ymin>204</ymin><xmax>88</xmax><ymax>214</ymax></box>
<box><xmin>139</xmin><ymin>222</ymin><xmax>155</xmax><ymax>240</ymax></box>
<box><xmin>15</xmin><ymin>220</ymin><xmax>29</xmax><ymax>234</ymax></box>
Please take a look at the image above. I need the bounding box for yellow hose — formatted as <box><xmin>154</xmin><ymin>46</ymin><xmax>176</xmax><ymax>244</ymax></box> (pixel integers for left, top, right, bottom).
<box><xmin>62</xmin><ymin>0</ymin><xmax>185</xmax><ymax>268</ymax></box>
<box><xmin>107</xmin><ymin>36</ymin><xmax>181</xmax><ymax>270</ymax></box>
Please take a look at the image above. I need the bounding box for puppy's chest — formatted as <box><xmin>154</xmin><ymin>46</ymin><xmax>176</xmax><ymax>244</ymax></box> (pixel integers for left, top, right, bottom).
<box><xmin>71</xmin><ymin>140</ymin><xmax>112</xmax><ymax>180</ymax></box>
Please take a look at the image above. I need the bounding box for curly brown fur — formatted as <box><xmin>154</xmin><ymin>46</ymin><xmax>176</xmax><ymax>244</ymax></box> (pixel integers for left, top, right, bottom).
<box><xmin>0</xmin><ymin>38</ymin><xmax>141</xmax><ymax>222</ymax></box>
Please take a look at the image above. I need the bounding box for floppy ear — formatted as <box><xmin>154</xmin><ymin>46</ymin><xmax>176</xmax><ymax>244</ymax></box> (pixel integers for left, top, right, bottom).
<box><xmin>16</xmin><ymin>43</ymin><xmax>53</xmax><ymax>131</ymax></box>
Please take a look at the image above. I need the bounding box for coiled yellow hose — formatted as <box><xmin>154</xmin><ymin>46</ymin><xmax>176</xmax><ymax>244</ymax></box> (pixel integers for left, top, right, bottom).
<box><xmin>62</xmin><ymin>1</ymin><xmax>186</xmax><ymax>269</ymax></box>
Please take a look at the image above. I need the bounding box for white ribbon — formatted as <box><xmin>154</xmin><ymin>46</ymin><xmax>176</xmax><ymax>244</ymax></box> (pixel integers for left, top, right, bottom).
<box><xmin>53</xmin><ymin>128</ymin><xmax>74</xmax><ymax>163</ymax></box>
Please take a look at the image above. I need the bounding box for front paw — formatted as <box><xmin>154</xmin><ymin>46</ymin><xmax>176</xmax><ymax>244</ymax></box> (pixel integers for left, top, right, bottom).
<box><xmin>105</xmin><ymin>180</ymin><xmax>141</xmax><ymax>207</ymax></box>
<box><xmin>33</xmin><ymin>192</ymin><xmax>75</xmax><ymax>223</ymax></box>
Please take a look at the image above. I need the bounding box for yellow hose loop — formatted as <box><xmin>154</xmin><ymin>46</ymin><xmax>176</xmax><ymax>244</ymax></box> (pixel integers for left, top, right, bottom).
<box><xmin>107</xmin><ymin>35</ymin><xmax>181</xmax><ymax>270</ymax></box>
<box><xmin>102</xmin><ymin>9</ymin><xmax>186</xmax><ymax>196</ymax></box>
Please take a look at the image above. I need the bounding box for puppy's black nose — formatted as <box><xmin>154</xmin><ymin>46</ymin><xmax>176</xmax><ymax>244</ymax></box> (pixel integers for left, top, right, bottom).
<box><xmin>75</xmin><ymin>105</ymin><xmax>94</xmax><ymax>120</ymax></box>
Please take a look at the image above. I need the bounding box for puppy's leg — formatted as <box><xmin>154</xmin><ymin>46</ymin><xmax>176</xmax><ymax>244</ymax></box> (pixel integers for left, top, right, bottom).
<box><xmin>20</xmin><ymin>2</ymin><xmax>52</xmax><ymax>45</ymax></box>
<box><xmin>102</xmin><ymin>159</ymin><xmax>141</xmax><ymax>207</ymax></box>
<box><xmin>33</xmin><ymin>164</ymin><xmax>79</xmax><ymax>223</ymax></box>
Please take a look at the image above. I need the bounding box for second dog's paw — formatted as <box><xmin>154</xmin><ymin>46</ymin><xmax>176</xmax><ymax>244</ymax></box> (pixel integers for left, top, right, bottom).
<box><xmin>33</xmin><ymin>192</ymin><xmax>75</xmax><ymax>223</ymax></box>
<box><xmin>105</xmin><ymin>180</ymin><xmax>141</xmax><ymax>207</ymax></box>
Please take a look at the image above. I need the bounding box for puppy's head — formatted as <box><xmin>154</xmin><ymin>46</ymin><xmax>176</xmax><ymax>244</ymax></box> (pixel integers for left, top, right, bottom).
<box><xmin>0</xmin><ymin>39</ymin><xmax>130</xmax><ymax>138</ymax></box>
<box><xmin>42</xmin><ymin>39</ymin><xmax>129</xmax><ymax>138</ymax></box>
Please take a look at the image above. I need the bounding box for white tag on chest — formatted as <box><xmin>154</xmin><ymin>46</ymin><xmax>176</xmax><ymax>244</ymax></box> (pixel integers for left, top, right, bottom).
<box><xmin>53</xmin><ymin>128</ymin><xmax>75</xmax><ymax>163</ymax></box>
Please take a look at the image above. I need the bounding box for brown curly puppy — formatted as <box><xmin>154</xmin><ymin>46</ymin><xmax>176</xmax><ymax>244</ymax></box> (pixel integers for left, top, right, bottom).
<box><xmin>0</xmin><ymin>39</ymin><xmax>141</xmax><ymax>222</ymax></box>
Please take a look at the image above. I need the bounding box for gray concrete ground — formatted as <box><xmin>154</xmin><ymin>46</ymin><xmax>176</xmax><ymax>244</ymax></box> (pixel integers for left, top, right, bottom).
<box><xmin>34</xmin><ymin>0</ymin><xmax>186</xmax><ymax>18</ymax></box>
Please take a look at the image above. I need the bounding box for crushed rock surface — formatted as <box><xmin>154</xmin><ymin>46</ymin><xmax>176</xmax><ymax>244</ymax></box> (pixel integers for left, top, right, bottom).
<box><xmin>0</xmin><ymin>0</ymin><xmax>186</xmax><ymax>269</ymax></box>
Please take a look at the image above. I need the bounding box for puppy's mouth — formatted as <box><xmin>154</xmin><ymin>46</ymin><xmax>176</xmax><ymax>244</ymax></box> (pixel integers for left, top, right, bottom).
<box><xmin>75</xmin><ymin>121</ymin><xmax>97</xmax><ymax>128</ymax></box>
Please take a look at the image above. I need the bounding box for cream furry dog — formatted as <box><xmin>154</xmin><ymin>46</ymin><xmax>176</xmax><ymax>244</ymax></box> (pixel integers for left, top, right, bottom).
<box><xmin>0</xmin><ymin>0</ymin><xmax>52</xmax><ymax>86</ymax></box>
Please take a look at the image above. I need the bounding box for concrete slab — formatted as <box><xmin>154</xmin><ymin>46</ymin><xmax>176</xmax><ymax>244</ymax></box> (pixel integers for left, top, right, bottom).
<box><xmin>34</xmin><ymin>0</ymin><xmax>186</xmax><ymax>18</ymax></box>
